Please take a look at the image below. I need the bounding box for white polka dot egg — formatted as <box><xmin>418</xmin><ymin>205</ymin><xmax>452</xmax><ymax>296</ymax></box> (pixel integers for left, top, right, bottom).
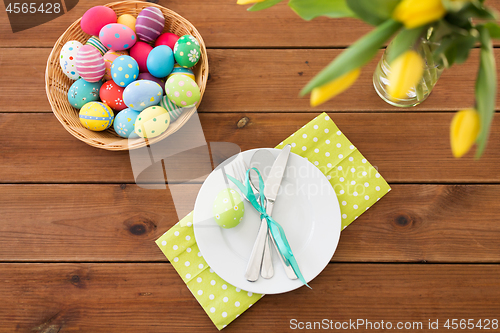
<box><xmin>60</xmin><ymin>40</ymin><xmax>82</xmax><ymax>80</ymax></box>
<box><xmin>213</xmin><ymin>188</ymin><xmax>245</xmax><ymax>229</ymax></box>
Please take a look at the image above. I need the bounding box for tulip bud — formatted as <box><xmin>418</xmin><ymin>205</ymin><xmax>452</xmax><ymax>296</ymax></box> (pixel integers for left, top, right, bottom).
<box><xmin>387</xmin><ymin>50</ymin><xmax>424</xmax><ymax>100</ymax></box>
<box><xmin>237</xmin><ymin>0</ymin><xmax>265</xmax><ymax>4</ymax></box>
<box><xmin>310</xmin><ymin>68</ymin><xmax>361</xmax><ymax>107</ymax></box>
<box><xmin>393</xmin><ymin>0</ymin><xmax>446</xmax><ymax>29</ymax></box>
<box><xmin>450</xmin><ymin>109</ymin><xmax>481</xmax><ymax>158</ymax></box>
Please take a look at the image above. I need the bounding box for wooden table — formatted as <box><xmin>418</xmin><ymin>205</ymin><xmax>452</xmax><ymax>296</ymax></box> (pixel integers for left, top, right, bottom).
<box><xmin>1</xmin><ymin>1</ymin><xmax>500</xmax><ymax>331</ymax></box>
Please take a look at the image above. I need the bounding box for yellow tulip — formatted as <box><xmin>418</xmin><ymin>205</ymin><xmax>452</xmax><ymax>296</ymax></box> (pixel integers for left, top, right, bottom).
<box><xmin>387</xmin><ymin>50</ymin><xmax>424</xmax><ymax>100</ymax></box>
<box><xmin>310</xmin><ymin>68</ymin><xmax>361</xmax><ymax>107</ymax></box>
<box><xmin>237</xmin><ymin>0</ymin><xmax>265</xmax><ymax>4</ymax></box>
<box><xmin>393</xmin><ymin>0</ymin><xmax>446</xmax><ymax>29</ymax></box>
<box><xmin>450</xmin><ymin>109</ymin><xmax>481</xmax><ymax>158</ymax></box>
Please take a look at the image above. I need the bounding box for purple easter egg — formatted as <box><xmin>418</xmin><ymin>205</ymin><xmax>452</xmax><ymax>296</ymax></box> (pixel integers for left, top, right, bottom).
<box><xmin>138</xmin><ymin>72</ymin><xmax>165</xmax><ymax>93</ymax></box>
<box><xmin>135</xmin><ymin>7</ymin><xmax>165</xmax><ymax>43</ymax></box>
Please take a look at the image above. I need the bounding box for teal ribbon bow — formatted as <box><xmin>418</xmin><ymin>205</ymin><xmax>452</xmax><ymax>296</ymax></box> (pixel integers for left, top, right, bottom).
<box><xmin>227</xmin><ymin>167</ymin><xmax>311</xmax><ymax>289</ymax></box>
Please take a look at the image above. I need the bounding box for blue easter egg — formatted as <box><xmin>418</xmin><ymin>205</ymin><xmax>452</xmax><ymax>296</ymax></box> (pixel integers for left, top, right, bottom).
<box><xmin>147</xmin><ymin>45</ymin><xmax>175</xmax><ymax>78</ymax></box>
<box><xmin>123</xmin><ymin>80</ymin><xmax>163</xmax><ymax>111</ymax></box>
<box><xmin>111</xmin><ymin>55</ymin><xmax>139</xmax><ymax>87</ymax></box>
<box><xmin>68</xmin><ymin>78</ymin><xmax>103</xmax><ymax>109</ymax></box>
<box><xmin>114</xmin><ymin>108</ymin><xmax>140</xmax><ymax>138</ymax></box>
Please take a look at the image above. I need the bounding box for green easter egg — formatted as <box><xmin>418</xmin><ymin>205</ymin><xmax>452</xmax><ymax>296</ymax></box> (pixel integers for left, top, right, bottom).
<box><xmin>173</xmin><ymin>35</ymin><xmax>201</xmax><ymax>68</ymax></box>
<box><xmin>213</xmin><ymin>188</ymin><xmax>245</xmax><ymax>229</ymax></box>
<box><xmin>165</xmin><ymin>74</ymin><xmax>201</xmax><ymax>107</ymax></box>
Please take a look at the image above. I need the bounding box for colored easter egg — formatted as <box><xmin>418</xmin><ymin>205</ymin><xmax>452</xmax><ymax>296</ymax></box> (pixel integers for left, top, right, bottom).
<box><xmin>135</xmin><ymin>7</ymin><xmax>165</xmax><ymax>43</ymax></box>
<box><xmin>81</xmin><ymin>6</ymin><xmax>117</xmax><ymax>36</ymax></box>
<box><xmin>85</xmin><ymin>36</ymin><xmax>109</xmax><ymax>56</ymax></box>
<box><xmin>111</xmin><ymin>55</ymin><xmax>139</xmax><ymax>87</ymax></box>
<box><xmin>147</xmin><ymin>45</ymin><xmax>174</xmax><ymax>78</ymax></box>
<box><xmin>130</xmin><ymin>41</ymin><xmax>153</xmax><ymax>73</ymax></box>
<box><xmin>123</xmin><ymin>80</ymin><xmax>163</xmax><ymax>111</ymax></box>
<box><xmin>103</xmin><ymin>50</ymin><xmax>128</xmax><ymax>81</ymax></box>
<box><xmin>99</xmin><ymin>80</ymin><xmax>127</xmax><ymax>111</ymax></box>
<box><xmin>79</xmin><ymin>101</ymin><xmax>114</xmax><ymax>131</ymax></box>
<box><xmin>173</xmin><ymin>35</ymin><xmax>201</xmax><ymax>68</ymax></box>
<box><xmin>159</xmin><ymin>95</ymin><xmax>184</xmax><ymax>122</ymax></box>
<box><xmin>155</xmin><ymin>32</ymin><xmax>179</xmax><ymax>49</ymax></box>
<box><xmin>213</xmin><ymin>188</ymin><xmax>245</xmax><ymax>229</ymax></box>
<box><xmin>165</xmin><ymin>74</ymin><xmax>201</xmax><ymax>107</ymax></box>
<box><xmin>138</xmin><ymin>73</ymin><xmax>165</xmax><ymax>93</ymax></box>
<box><xmin>60</xmin><ymin>40</ymin><xmax>82</xmax><ymax>80</ymax></box>
<box><xmin>117</xmin><ymin>14</ymin><xmax>136</xmax><ymax>32</ymax></box>
<box><xmin>114</xmin><ymin>108</ymin><xmax>140</xmax><ymax>138</ymax></box>
<box><xmin>99</xmin><ymin>23</ymin><xmax>137</xmax><ymax>51</ymax></box>
<box><xmin>134</xmin><ymin>106</ymin><xmax>170</xmax><ymax>138</ymax></box>
<box><xmin>76</xmin><ymin>45</ymin><xmax>105</xmax><ymax>82</ymax></box>
<box><xmin>167</xmin><ymin>64</ymin><xmax>195</xmax><ymax>81</ymax></box>
<box><xmin>68</xmin><ymin>79</ymin><xmax>103</xmax><ymax>109</ymax></box>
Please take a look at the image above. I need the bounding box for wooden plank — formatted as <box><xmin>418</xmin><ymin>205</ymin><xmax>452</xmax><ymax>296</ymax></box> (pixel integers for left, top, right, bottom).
<box><xmin>2</xmin><ymin>0</ymin><xmax>500</xmax><ymax>48</ymax></box>
<box><xmin>0</xmin><ymin>263</ymin><xmax>499</xmax><ymax>332</ymax></box>
<box><xmin>1</xmin><ymin>48</ymin><xmax>498</xmax><ymax>112</ymax></box>
<box><xmin>0</xmin><ymin>0</ymin><xmax>370</xmax><ymax>48</ymax></box>
<box><xmin>1</xmin><ymin>184</ymin><xmax>500</xmax><ymax>263</ymax></box>
<box><xmin>0</xmin><ymin>113</ymin><xmax>499</xmax><ymax>183</ymax></box>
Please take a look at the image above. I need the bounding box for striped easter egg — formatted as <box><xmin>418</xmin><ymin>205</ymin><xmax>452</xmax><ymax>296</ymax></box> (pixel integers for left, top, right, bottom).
<box><xmin>76</xmin><ymin>45</ymin><xmax>106</xmax><ymax>83</ymax></box>
<box><xmin>79</xmin><ymin>101</ymin><xmax>114</xmax><ymax>131</ymax></box>
<box><xmin>159</xmin><ymin>95</ymin><xmax>184</xmax><ymax>122</ymax></box>
<box><xmin>135</xmin><ymin>7</ymin><xmax>165</xmax><ymax>43</ymax></box>
<box><xmin>86</xmin><ymin>36</ymin><xmax>109</xmax><ymax>56</ymax></box>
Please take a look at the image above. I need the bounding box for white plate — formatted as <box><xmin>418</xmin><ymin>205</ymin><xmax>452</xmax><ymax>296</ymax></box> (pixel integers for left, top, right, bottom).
<box><xmin>193</xmin><ymin>148</ymin><xmax>341</xmax><ymax>294</ymax></box>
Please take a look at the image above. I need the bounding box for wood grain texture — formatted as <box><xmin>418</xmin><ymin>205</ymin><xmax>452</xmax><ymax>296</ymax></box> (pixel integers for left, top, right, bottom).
<box><xmin>2</xmin><ymin>0</ymin><xmax>500</xmax><ymax>48</ymax></box>
<box><xmin>0</xmin><ymin>263</ymin><xmax>499</xmax><ymax>332</ymax></box>
<box><xmin>2</xmin><ymin>48</ymin><xmax>499</xmax><ymax>112</ymax></box>
<box><xmin>1</xmin><ymin>184</ymin><xmax>500</xmax><ymax>263</ymax></box>
<box><xmin>0</xmin><ymin>0</ymin><xmax>370</xmax><ymax>48</ymax></box>
<box><xmin>1</xmin><ymin>113</ymin><xmax>499</xmax><ymax>183</ymax></box>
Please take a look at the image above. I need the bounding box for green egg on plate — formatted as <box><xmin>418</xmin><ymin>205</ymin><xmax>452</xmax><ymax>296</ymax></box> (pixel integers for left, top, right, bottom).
<box><xmin>213</xmin><ymin>188</ymin><xmax>245</xmax><ymax>229</ymax></box>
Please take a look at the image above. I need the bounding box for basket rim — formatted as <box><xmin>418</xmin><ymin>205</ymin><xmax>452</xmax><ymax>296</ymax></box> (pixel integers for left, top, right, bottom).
<box><xmin>45</xmin><ymin>0</ymin><xmax>209</xmax><ymax>151</ymax></box>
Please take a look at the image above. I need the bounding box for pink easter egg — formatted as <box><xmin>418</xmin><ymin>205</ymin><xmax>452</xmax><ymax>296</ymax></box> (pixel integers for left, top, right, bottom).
<box><xmin>155</xmin><ymin>32</ymin><xmax>179</xmax><ymax>49</ymax></box>
<box><xmin>130</xmin><ymin>41</ymin><xmax>153</xmax><ymax>73</ymax></box>
<box><xmin>99</xmin><ymin>23</ymin><xmax>137</xmax><ymax>51</ymax></box>
<box><xmin>103</xmin><ymin>50</ymin><xmax>129</xmax><ymax>81</ymax></box>
<box><xmin>76</xmin><ymin>45</ymin><xmax>105</xmax><ymax>82</ymax></box>
<box><xmin>81</xmin><ymin>6</ymin><xmax>117</xmax><ymax>36</ymax></box>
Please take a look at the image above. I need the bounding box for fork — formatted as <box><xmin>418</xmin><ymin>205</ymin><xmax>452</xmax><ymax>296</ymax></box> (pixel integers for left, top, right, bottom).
<box><xmin>231</xmin><ymin>156</ymin><xmax>274</xmax><ymax>279</ymax></box>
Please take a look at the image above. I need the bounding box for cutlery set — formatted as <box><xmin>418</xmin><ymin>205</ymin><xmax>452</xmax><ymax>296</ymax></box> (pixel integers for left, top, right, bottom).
<box><xmin>228</xmin><ymin>145</ymin><xmax>298</xmax><ymax>283</ymax></box>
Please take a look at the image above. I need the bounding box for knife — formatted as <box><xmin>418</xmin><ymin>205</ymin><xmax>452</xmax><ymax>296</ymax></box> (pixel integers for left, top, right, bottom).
<box><xmin>245</xmin><ymin>144</ymin><xmax>294</xmax><ymax>282</ymax></box>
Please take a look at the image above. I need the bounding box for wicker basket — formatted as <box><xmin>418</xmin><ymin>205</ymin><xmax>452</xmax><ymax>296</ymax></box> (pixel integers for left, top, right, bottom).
<box><xmin>45</xmin><ymin>0</ymin><xmax>208</xmax><ymax>151</ymax></box>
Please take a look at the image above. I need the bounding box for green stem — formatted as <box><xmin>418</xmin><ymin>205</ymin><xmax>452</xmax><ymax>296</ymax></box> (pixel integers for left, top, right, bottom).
<box><xmin>415</xmin><ymin>81</ymin><xmax>425</xmax><ymax>101</ymax></box>
<box><xmin>422</xmin><ymin>42</ymin><xmax>438</xmax><ymax>84</ymax></box>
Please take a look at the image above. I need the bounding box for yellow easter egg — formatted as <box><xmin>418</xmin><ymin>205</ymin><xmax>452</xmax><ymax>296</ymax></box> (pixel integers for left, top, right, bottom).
<box><xmin>134</xmin><ymin>106</ymin><xmax>170</xmax><ymax>138</ymax></box>
<box><xmin>118</xmin><ymin>14</ymin><xmax>137</xmax><ymax>32</ymax></box>
<box><xmin>79</xmin><ymin>102</ymin><xmax>114</xmax><ymax>131</ymax></box>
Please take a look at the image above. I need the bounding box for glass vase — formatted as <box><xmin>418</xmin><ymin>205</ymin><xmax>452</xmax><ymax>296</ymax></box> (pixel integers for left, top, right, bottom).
<box><xmin>373</xmin><ymin>37</ymin><xmax>444</xmax><ymax>107</ymax></box>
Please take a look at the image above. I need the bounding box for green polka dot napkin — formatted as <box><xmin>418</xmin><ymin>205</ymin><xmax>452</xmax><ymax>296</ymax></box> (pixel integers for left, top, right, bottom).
<box><xmin>276</xmin><ymin>113</ymin><xmax>391</xmax><ymax>230</ymax></box>
<box><xmin>155</xmin><ymin>112</ymin><xmax>390</xmax><ymax>330</ymax></box>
